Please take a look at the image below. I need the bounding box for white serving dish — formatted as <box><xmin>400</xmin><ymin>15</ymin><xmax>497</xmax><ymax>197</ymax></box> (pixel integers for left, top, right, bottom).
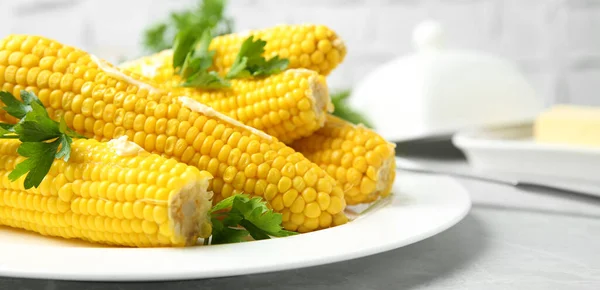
<box><xmin>0</xmin><ymin>172</ymin><xmax>470</xmax><ymax>281</ymax></box>
<box><xmin>349</xmin><ymin>20</ymin><xmax>543</xmax><ymax>142</ymax></box>
<box><xmin>453</xmin><ymin>124</ymin><xmax>600</xmax><ymax>195</ymax></box>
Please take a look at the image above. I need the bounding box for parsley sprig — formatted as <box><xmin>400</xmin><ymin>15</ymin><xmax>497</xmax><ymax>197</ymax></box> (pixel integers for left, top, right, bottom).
<box><xmin>175</xmin><ymin>29</ymin><xmax>231</xmax><ymax>89</ymax></box>
<box><xmin>330</xmin><ymin>89</ymin><xmax>373</xmax><ymax>128</ymax></box>
<box><xmin>173</xmin><ymin>32</ymin><xmax>289</xmax><ymax>89</ymax></box>
<box><xmin>209</xmin><ymin>194</ymin><xmax>296</xmax><ymax>244</ymax></box>
<box><xmin>143</xmin><ymin>0</ymin><xmax>233</xmax><ymax>54</ymax></box>
<box><xmin>225</xmin><ymin>36</ymin><xmax>289</xmax><ymax>79</ymax></box>
<box><xmin>0</xmin><ymin>91</ymin><xmax>85</xmax><ymax>189</ymax></box>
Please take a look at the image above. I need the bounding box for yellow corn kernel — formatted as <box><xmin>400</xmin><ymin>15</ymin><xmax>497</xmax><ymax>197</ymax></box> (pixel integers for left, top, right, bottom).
<box><xmin>291</xmin><ymin>115</ymin><xmax>397</xmax><ymax>205</ymax></box>
<box><xmin>0</xmin><ymin>138</ymin><xmax>213</xmax><ymax>247</ymax></box>
<box><xmin>0</xmin><ymin>34</ymin><xmax>347</xmax><ymax>232</ymax></box>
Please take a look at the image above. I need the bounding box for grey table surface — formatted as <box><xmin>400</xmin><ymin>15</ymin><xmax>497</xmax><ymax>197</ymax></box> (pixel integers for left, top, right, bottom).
<box><xmin>2</xmin><ymin>158</ymin><xmax>600</xmax><ymax>290</ymax></box>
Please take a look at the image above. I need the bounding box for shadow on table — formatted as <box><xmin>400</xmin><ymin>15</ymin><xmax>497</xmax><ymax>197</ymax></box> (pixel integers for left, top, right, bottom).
<box><xmin>1</xmin><ymin>214</ymin><xmax>487</xmax><ymax>290</ymax></box>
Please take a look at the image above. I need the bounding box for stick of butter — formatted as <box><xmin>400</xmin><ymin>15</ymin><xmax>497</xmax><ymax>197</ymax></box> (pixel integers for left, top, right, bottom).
<box><xmin>534</xmin><ymin>105</ymin><xmax>600</xmax><ymax>147</ymax></box>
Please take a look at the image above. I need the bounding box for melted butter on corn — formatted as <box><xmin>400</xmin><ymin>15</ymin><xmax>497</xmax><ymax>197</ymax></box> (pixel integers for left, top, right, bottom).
<box><xmin>140</xmin><ymin>63</ymin><xmax>161</xmax><ymax>78</ymax></box>
<box><xmin>179</xmin><ymin>96</ymin><xmax>273</xmax><ymax>141</ymax></box>
<box><xmin>108</xmin><ymin>135</ymin><xmax>145</xmax><ymax>156</ymax></box>
<box><xmin>90</xmin><ymin>55</ymin><xmax>162</xmax><ymax>95</ymax></box>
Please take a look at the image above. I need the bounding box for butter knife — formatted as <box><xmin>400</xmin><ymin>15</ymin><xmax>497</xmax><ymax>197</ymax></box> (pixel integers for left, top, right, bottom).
<box><xmin>395</xmin><ymin>158</ymin><xmax>600</xmax><ymax>198</ymax></box>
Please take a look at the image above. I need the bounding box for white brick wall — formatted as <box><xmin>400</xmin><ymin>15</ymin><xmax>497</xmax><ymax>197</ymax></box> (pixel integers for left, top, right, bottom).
<box><xmin>0</xmin><ymin>0</ymin><xmax>599</xmax><ymax>106</ymax></box>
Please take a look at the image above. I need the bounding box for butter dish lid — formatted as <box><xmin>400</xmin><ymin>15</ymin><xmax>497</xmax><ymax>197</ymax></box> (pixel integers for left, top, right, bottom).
<box><xmin>348</xmin><ymin>20</ymin><xmax>544</xmax><ymax>142</ymax></box>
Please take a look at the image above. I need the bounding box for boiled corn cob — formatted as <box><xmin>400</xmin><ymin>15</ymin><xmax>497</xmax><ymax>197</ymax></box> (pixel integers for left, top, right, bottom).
<box><xmin>120</xmin><ymin>50</ymin><xmax>331</xmax><ymax>144</ymax></box>
<box><xmin>291</xmin><ymin>115</ymin><xmax>396</xmax><ymax>205</ymax></box>
<box><xmin>214</xmin><ymin>24</ymin><xmax>346</xmax><ymax>76</ymax></box>
<box><xmin>0</xmin><ymin>137</ymin><xmax>213</xmax><ymax>247</ymax></box>
<box><xmin>121</xmin><ymin>24</ymin><xmax>346</xmax><ymax>77</ymax></box>
<box><xmin>0</xmin><ymin>34</ymin><xmax>347</xmax><ymax>232</ymax></box>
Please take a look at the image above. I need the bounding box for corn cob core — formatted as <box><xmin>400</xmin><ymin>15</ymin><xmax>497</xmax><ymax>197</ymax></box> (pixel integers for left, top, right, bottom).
<box><xmin>291</xmin><ymin>115</ymin><xmax>397</xmax><ymax>205</ymax></box>
<box><xmin>0</xmin><ymin>138</ymin><xmax>213</xmax><ymax>247</ymax></box>
<box><xmin>0</xmin><ymin>35</ymin><xmax>347</xmax><ymax>232</ymax></box>
<box><xmin>120</xmin><ymin>51</ymin><xmax>332</xmax><ymax>144</ymax></box>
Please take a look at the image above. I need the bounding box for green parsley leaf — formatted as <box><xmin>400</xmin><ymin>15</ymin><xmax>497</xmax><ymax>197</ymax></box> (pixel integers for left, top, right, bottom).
<box><xmin>330</xmin><ymin>89</ymin><xmax>374</xmax><ymax>128</ymax></box>
<box><xmin>55</xmin><ymin>134</ymin><xmax>73</xmax><ymax>162</ymax></box>
<box><xmin>142</xmin><ymin>0</ymin><xmax>233</xmax><ymax>54</ymax></box>
<box><xmin>20</xmin><ymin>90</ymin><xmax>44</xmax><ymax>107</ymax></box>
<box><xmin>172</xmin><ymin>28</ymin><xmax>200</xmax><ymax>71</ymax></box>
<box><xmin>226</xmin><ymin>36</ymin><xmax>289</xmax><ymax>79</ymax></box>
<box><xmin>169</xmin><ymin>0</ymin><xmax>230</xmax><ymax>68</ymax></box>
<box><xmin>14</xmin><ymin>103</ymin><xmax>61</xmax><ymax>142</ymax></box>
<box><xmin>0</xmin><ymin>91</ymin><xmax>30</xmax><ymax>119</ymax></box>
<box><xmin>0</xmin><ymin>123</ymin><xmax>16</xmax><ymax>136</ymax></box>
<box><xmin>209</xmin><ymin>194</ymin><xmax>296</xmax><ymax>244</ymax></box>
<box><xmin>0</xmin><ymin>90</ymin><xmax>85</xmax><ymax>189</ymax></box>
<box><xmin>0</xmin><ymin>128</ymin><xmax>15</xmax><ymax>139</ymax></box>
<box><xmin>58</xmin><ymin>117</ymin><xmax>68</xmax><ymax>133</ymax></box>
<box><xmin>270</xmin><ymin>229</ymin><xmax>299</xmax><ymax>237</ymax></box>
<box><xmin>181</xmin><ymin>71</ymin><xmax>230</xmax><ymax>89</ymax></box>
<box><xmin>210</xmin><ymin>194</ymin><xmax>236</xmax><ymax>213</ymax></box>
<box><xmin>225</xmin><ymin>57</ymin><xmax>249</xmax><ymax>79</ymax></box>
<box><xmin>232</xmin><ymin>195</ymin><xmax>283</xmax><ymax>235</ymax></box>
<box><xmin>196</xmin><ymin>0</ymin><xmax>227</xmax><ymax>28</ymax></box>
<box><xmin>254</xmin><ymin>55</ymin><xmax>288</xmax><ymax>77</ymax></box>
<box><xmin>175</xmin><ymin>29</ymin><xmax>230</xmax><ymax>89</ymax></box>
<box><xmin>180</xmin><ymin>29</ymin><xmax>215</xmax><ymax>77</ymax></box>
<box><xmin>14</xmin><ymin>120</ymin><xmax>60</xmax><ymax>142</ymax></box>
<box><xmin>210</xmin><ymin>218</ymin><xmax>249</xmax><ymax>244</ymax></box>
<box><xmin>143</xmin><ymin>23</ymin><xmax>170</xmax><ymax>53</ymax></box>
<box><xmin>8</xmin><ymin>140</ymin><xmax>61</xmax><ymax>189</ymax></box>
<box><xmin>239</xmin><ymin>220</ymin><xmax>271</xmax><ymax>240</ymax></box>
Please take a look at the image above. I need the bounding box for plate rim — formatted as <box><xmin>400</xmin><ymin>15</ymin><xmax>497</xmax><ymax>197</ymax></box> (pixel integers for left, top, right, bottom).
<box><xmin>0</xmin><ymin>173</ymin><xmax>471</xmax><ymax>281</ymax></box>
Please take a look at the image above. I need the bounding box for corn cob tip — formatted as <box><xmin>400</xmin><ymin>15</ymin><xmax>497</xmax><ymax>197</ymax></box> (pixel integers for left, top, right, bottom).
<box><xmin>372</xmin><ymin>154</ymin><xmax>396</xmax><ymax>200</ymax></box>
<box><xmin>291</xmin><ymin>115</ymin><xmax>397</xmax><ymax>205</ymax></box>
<box><xmin>305</xmin><ymin>70</ymin><xmax>332</xmax><ymax>127</ymax></box>
<box><xmin>169</xmin><ymin>177</ymin><xmax>214</xmax><ymax>245</ymax></box>
<box><xmin>332</xmin><ymin>38</ymin><xmax>346</xmax><ymax>59</ymax></box>
<box><xmin>107</xmin><ymin>135</ymin><xmax>214</xmax><ymax>245</ymax></box>
<box><xmin>0</xmin><ymin>136</ymin><xmax>215</xmax><ymax>247</ymax></box>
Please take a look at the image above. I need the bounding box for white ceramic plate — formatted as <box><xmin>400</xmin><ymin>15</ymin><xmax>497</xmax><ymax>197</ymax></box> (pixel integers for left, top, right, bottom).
<box><xmin>0</xmin><ymin>172</ymin><xmax>470</xmax><ymax>281</ymax></box>
<box><xmin>453</xmin><ymin>124</ymin><xmax>600</xmax><ymax>197</ymax></box>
